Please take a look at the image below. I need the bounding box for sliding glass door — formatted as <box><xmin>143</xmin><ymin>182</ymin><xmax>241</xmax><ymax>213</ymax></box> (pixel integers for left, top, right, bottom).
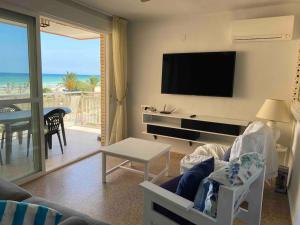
<box><xmin>0</xmin><ymin>8</ymin><xmax>44</xmax><ymax>181</ymax></box>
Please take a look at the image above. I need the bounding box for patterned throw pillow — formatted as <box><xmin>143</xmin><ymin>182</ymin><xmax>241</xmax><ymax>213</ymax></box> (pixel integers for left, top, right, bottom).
<box><xmin>203</xmin><ymin>180</ymin><xmax>220</xmax><ymax>218</ymax></box>
<box><xmin>0</xmin><ymin>200</ymin><xmax>62</xmax><ymax>225</ymax></box>
<box><xmin>209</xmin><ymin>152</ymin><xmax>264</xmax><ymax>187</ymax></box>
<box><xmin>194</xmin><ymin>178</ymin><xmax>248</xmax><ymax>218</ymax></box>
<box><xmin>194</xmin><ymin>152</ymin><xmax>264</xmax><ymax>218</ymax></box>
<box><xmin>193</xmin><ymin>178</ymin><xmax>211</xmax><ymax>211</ymax></box>
<box><xmin>194</xmin><ymin>178</ymin><xmax>220</xmax><ymax>218</ymax></box>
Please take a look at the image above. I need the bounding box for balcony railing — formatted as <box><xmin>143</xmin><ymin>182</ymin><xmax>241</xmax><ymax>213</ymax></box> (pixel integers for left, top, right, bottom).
<box><xmin>43</xmin><ymin>91</ymin><xmax>101</xmax><ymax>127</ymax></box>
<box><xmin>0</xmin><ymin>91</ymin><xmax>101</xmax><ymax>128</ymax></box>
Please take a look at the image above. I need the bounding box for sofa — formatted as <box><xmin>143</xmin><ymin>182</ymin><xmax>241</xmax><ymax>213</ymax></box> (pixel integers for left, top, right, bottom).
<box><xmin>0</xmin><ymin>178</ymin><xmax>110</xmax><ymax>225</ymax></box>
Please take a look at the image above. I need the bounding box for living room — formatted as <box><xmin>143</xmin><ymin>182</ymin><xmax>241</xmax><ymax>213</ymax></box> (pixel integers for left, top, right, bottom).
<box><xmin>0</xmin><ymin>0</ymin><xmax>300</xmax><ymax>225</ymax></box>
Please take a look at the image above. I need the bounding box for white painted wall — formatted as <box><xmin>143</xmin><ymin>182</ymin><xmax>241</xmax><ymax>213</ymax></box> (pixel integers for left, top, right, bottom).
<box><xmin>127</xmin><ymin>4</ymin><xmax>300</xmax><ymax>154</ymax></box>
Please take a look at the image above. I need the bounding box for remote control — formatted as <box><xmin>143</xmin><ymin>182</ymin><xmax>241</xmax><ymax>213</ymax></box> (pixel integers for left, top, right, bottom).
<box><xmin>190</xmin><ymin>114</ymin><xmax>197</xmax><ymax>118</ymax></box>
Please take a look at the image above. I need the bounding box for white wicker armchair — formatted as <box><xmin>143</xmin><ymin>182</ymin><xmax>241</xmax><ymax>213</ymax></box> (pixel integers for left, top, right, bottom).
<box><xmin>140</xmin><ymin>165</ymin><xmax>265</xmax><ymax>225</ymax></box>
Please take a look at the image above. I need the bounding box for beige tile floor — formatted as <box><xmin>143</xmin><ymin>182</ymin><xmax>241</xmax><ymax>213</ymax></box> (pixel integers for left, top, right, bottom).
<box><xmin>0</xmin><ymin>126</ymin><xmax>101</xmax><ymax>180</ymax></box>
<box><xmin>46</xmin><ymin>126</ymin><xmax>101</xmax><ymax>172</ymax></box>
<box><xmin>22</xmin><ymin>153</ymin><xmax>292</xmax><ymax>225</ymax></box>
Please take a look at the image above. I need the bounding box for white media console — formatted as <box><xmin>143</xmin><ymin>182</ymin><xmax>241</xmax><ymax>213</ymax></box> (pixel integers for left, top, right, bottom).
<box><xmin>142</xmin><ymin>111</ymin><xmax>250</xmax><ymax>146</ymax></box>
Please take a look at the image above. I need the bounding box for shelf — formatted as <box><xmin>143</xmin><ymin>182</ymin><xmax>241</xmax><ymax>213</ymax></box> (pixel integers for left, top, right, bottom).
<box><xmin>142</xmin><ymin>109</ymin><xmax>248</xmax><ymax>146</ymax></box>
<box><xmin>143</xmin><ymin>111</ymin><xmax>250</xmax><ymax>126</ymax></box>
<box><xmin>143</xmin><ymin>120</ymin><xmax>181</xmax><ymax>129</ymax></box>
<box><xmin>143</xmin><ymin>131</ymin><xmax>233</xmax><ymax>146</ymax></box>
<box><xmin>143</xmin><ymin>121</ymin><xmax>239</xmax><ymax>138</ymax></box>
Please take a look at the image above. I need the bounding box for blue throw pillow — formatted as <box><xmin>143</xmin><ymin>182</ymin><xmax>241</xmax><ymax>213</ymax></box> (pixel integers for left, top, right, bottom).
<box><xmin>0</xmin><ymin>200</ymin><xmax>62</xmax><ymax>225</ymax></box>
<box><xmin>176</xmin><ymin>157</ymin><xmax>214</xmax><ymax>201</ymax></box>
<box><xmin>160</xmin><ymin>175</ymin><xmax>183</xmax><ymax>193</ymax></box>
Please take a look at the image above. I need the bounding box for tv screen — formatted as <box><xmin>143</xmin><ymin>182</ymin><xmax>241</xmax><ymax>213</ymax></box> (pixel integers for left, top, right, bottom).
<box><xmin>161</xmin><ymin>51</ymin><xmax>236</xmax><ymax>97</ymax></box>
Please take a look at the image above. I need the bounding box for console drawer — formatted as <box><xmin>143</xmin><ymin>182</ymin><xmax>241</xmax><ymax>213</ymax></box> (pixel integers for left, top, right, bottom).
<box><xmin>147</xmin><ymin>125</ymin><xmax>200</xmax><ymax>140</ymax></box>
<box><xmin>181</xmin><ymin>119</ymin><xmax>240</xmax><ymax>136</ymax></box>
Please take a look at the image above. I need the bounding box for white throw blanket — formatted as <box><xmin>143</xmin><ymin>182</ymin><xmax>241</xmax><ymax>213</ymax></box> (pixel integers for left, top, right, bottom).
<box><xmin>190</xmin><ymin>143</ymin><xmax>229</xmax><ymax>159</ymax></box>
<box><xmin>180</xmin><ymin>144</ymin><xmax>229</xmax><ymax>174</ymax></box>
<box><xmin>229</xmin><ymin>121</ymin><xmax>278</xmax><ymax>179</ymax></box>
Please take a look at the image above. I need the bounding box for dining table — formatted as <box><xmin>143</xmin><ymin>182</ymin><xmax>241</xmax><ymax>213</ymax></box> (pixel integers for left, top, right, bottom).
<box><xmin>0</xmin><ymin>106</ymin><xmax>71</xmax><ymax>164</ymax></box>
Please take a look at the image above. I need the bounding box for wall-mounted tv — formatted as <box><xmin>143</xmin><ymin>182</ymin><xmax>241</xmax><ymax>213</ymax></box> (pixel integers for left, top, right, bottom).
<box><xmin>161</xmin><ymin>51</ymin><xmax>236</xmax><ymax>97</ymax></box>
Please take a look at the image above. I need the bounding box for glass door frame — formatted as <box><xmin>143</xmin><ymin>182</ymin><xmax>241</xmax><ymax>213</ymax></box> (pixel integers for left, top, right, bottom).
<box><xmin>0</xmin><ymin>1</ymin><xmax>112</xmax><ymax>184</ymax></box>
<box><xmin>0</xmin><ymin>3</ymin><xmax>46</xmax><ymax>184</ymax></box>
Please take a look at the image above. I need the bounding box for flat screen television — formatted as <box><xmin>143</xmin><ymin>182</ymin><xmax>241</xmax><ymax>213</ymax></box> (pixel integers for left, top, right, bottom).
<box><xmin>161</xmin><ymin>51</ymin><xmax>236</xmax><ymax>97</ymax></box>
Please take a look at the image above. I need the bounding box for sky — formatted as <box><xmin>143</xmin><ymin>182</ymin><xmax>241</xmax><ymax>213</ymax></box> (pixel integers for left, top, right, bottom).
<box><xmin>0</xmin><ymin>22</ymin><xmax>29</xmax><ymax>74</ymax></box>
<box><xmin>0</xmin><ymin>22</ymin><xmax>100</xmax><ymax>75</ymax></box>
<box><xmin>41</xmin><ymin>32</ymin><xmax>100</xmax><ymax>75</ymax></box>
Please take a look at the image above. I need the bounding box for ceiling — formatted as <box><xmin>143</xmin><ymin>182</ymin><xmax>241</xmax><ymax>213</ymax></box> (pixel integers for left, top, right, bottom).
<box><xmin>40</xmin><ymin>17</ymin><xmax>99</xmax><ymax>40</ymax></box>
<box><xmin>71</xmin><ymin>0</ymin><xmax>299</xmax><ymax>20</ymax></box>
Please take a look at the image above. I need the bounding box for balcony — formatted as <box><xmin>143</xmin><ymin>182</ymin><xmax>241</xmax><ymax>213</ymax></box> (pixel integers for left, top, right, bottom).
<box><xmin>0</xmin><ymin>91</ymin><xmax>102</xmax><ymax>180</ymax></box>
<box><xmin>43</xmin><ymin>91</ymin><xmax>101</xmax><ymax>128</ymax></box>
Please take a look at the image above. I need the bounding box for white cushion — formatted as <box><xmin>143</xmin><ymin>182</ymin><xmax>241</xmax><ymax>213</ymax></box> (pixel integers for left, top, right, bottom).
<box><xmin>180</xmin><ymin>143</ymin><xmax>229</xmax><ymax>174</ymax></box>
<box><xmin>180</xmin><ymin>154</ymin><xmax>228</xmax><ymax>174</ymax></box>
<box><xmin>191</xmin><ymin>144</ymin><xmax>229</xmax><ymax>159</ymax></box>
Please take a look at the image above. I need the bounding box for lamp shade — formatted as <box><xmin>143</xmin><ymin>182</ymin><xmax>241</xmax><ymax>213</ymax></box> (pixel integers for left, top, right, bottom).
<box><xmin>256</xmin><ymin>99</ymin><xmax>290</xmax><ymax>122</ymax></box>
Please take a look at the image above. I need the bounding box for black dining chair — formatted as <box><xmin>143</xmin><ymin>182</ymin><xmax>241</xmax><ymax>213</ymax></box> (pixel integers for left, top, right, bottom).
<box><xmin>0</xmin><ymin>105</ymin><xmax>31</xmax><ymax>154</ymax></box>
<box><xmin>43</xmin><ymin>109</ymin><xmax>65</xmax><ymax>159</ymax></box>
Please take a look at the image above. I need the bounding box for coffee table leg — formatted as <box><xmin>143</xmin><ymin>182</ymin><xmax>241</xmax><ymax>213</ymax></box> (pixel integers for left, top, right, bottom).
<box><xmin>166</xmin><ymin>151</ymin><xmax>170</xmax><ymax>176</ymax></box>
<box><xmin>144</xmin><ymin>163</ymin><xmax>149</xmax><ymax>181</ymax></box>
<box><xmin>102</xmin><ymin>153</ymin><xmax>106</xmax><ymax>183</ymax></box>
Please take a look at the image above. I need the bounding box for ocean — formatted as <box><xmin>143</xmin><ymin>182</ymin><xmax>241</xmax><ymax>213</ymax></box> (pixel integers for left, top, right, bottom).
<box><xmin>0</xmin><ymin>72</ymin><xmax>100</xmax><ymax>88</ymax></box>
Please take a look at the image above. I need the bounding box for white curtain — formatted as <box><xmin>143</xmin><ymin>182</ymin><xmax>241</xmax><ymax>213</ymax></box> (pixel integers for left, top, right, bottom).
<box><xmin>109</xmin><ymin>16</ymin><xmax>128</xmax><ymax>144</ymax></box>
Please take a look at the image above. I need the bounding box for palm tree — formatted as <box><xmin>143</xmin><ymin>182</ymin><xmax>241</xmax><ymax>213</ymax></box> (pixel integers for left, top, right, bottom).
<box><xmin>87</xmin><ymin>76</ymin><xmax>99</xmax><ymax>92</ymax></box>
<box><xmin>62</xmin><ymin>72</ymin><xmax>78</xmax><ymax>91</ymax></box>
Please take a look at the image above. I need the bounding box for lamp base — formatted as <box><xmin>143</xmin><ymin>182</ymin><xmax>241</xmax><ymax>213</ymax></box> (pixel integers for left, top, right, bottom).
<box><xmin>267</xmin><ymin>121</ymin><xmax>281</xmax><ymax>142</ymax></box>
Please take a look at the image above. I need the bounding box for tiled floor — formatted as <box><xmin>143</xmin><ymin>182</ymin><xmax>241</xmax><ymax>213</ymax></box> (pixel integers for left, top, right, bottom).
<box><xmin>0</xmin><ymin>126</ymin><xmax>101</xmax><ymax>180</ymax></box>
<box><xmin>22</xmin><ymin>153</ymin><xmax>292</xmax><ymax>225</ymax></box>
<box><xmin>46</xmin><ymin>126</ymin><xmax>101</xmax><ymax>172</ymax></box>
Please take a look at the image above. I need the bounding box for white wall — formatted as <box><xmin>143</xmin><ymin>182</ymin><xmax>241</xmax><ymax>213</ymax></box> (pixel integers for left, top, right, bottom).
<box><xmin>127</xmin><ymin>4</ymin><xmax>299</xmax><ymax>154</ymax></box>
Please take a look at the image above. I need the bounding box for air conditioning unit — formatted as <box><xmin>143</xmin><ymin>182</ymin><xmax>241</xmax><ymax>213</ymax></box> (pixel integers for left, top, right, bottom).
<box><xmin>232</xmin><ymin>15</ymin><xmax>294</xmax><ymax>42</ymax></box>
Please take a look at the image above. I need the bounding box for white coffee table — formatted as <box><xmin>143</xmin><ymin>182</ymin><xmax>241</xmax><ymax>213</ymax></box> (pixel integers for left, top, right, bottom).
<box><xmin>100</xmin><ymin>137</ymin><xmax>171</xmax><ymax>183</ymax></box>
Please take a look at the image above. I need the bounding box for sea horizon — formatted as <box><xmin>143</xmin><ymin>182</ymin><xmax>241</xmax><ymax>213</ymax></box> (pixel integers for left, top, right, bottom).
<box><xmin>0</xmin><ymin>72</ymin><xmax>101</xmax><ymax>88</ymax></box>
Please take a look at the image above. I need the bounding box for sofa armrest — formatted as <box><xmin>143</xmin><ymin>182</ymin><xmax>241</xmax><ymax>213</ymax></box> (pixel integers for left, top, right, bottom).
<box><xmin>0</xmin><ymin>178</ymin><xmax>31</xmax><ymax>201</ymax></box>
<box><xmin>59</xmin><ymin>217</ymin><xmax>89</xmax><ymax>225</ymax></box>
<box><xmin>140</xmin><ymin>181</ymin><xmax>194</xmax><ymax>211</ymax></box>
